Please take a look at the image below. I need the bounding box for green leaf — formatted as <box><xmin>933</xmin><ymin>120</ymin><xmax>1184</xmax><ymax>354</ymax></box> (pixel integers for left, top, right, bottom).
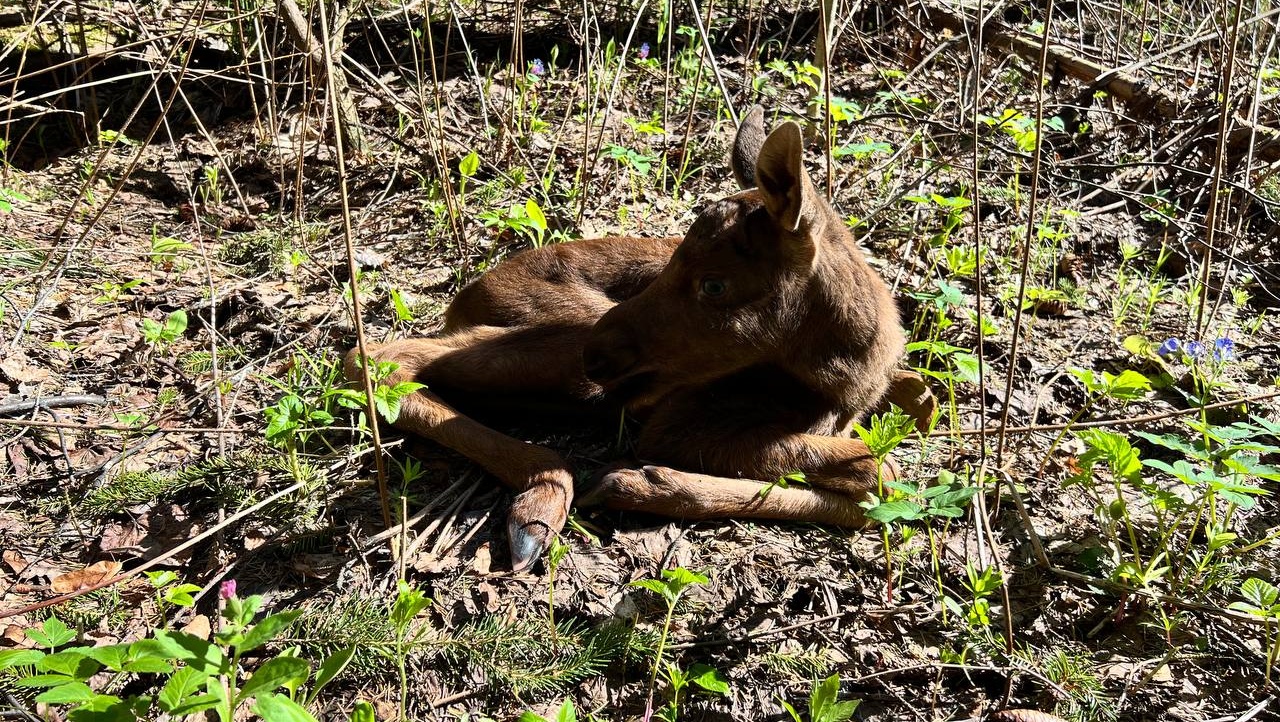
<box><xmin>629</xmin><ymin>578</ymin><xmax>674</xmax><ymax>604</ymax></box>
<box><xmin>78</xmin><ymin>644</ymin><xmax>128</xmax><ymax>672</ymax></box>
<box><xmin>146</xmin><ymin>570</ymin><xmax>180</xmax><ymax>588</ymax></box>
<box><xmin>238</xmin><ymin>656</ymin><xmax>311</xmax><ymax>704</ymax></box>
<box><xmin>37</xmin><ymin>650</ymin><xmax>100</xmax><ymax>679</ymax></box>
<box><xmin>252</xmin><ymin>692</ymin><xmax>319</xmax><ymax>722</ymax></box>
<box><xmin>951</xmin><ymin>352</ymin><xmax>981</xmax><ymax>384</ymax></box>
<box><xmin>349</xmin><ymin>701</ymin><xmax>375</xmax><ymax>722</ymax></box>
<box><xmin>168</xmin><ymin>693</ymin><xmax>222</xmax><ymax>718</ymax></box>
<box><xmin>162</xmin><ymin>583</ymin><xmax>204</xmax><ymax>607</ymax></box>
<box><xmin>553</xmin><ymin>698</ymin><xmax>577</xmax><ymax>722</ymax></box>
<box><xmin>65</xmin><ymin>693</ymin><xmax>141</xmax><ymax>722</ymax></box>
<box><xmin>163</xmin><ymin>309</ymin><xmax>188</xmax><ymax>339</ymax></box>
<box><xmin>152</xmin><ymin>631</ymin><xmax>227</xmax><ymax>676</ymax></box>
<box><xmin>863</xmin><ymin>500</ymin><xmax>925</xmax><ymax>523</ymax></box>
<box><xmin>159</xmin><ymin>666</ymin><xmax>210</xmax><ymax>712</ymax></box>
<box><xmin>459</xmin><ymin>151</ymin><xmax>480</xmax><ymax>178</ymax></box>
<box><xmin>14</xmin><ymin>673</ymin><xmax>79</xmax><ymax>688</ymax></box>
<box><xmin>27</xmin><ymin>617</ymin><xmax>76</xmax><ymax>648</ymax></box>
<box><xmin>306</xmin><ymin>646</ymin><xmax>356</xmax><ymax>706</ymax></box>
<box><xmin>687</xmin><ymin>663</ymin><xmax>730</xmax><ymax>696</ymax></box>
<box><xmin>34</xmin><ymin>681</ymin><xmax>94</xmax><ymax>704</ymax></box>
<box><xmin>239</xmin><ymin>610</ymin><xmax>303</xmax><ymax>654</ymax></box>
<box><xmin>525</xmin><ymin>199</ymin><xmax>548</xmax><ymax>231</ymax></box>
<box><xmin>390</xmin><ymin>582</ymin><xmax>431</xmax><ymax>635</ymax></box>
<box><xmin>0</xmin><ymin>649</ymin><xmax>45</xmax><ymax>669</ymax></box>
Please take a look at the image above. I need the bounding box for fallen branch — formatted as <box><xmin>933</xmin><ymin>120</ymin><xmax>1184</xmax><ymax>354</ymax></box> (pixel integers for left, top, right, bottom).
<box><xmin>0</xmin><ymin>395</ymin><xmax>107</xmax><ymax>416</ymax></box>
<box><xmin>918</xmin><ymin>0</ymin><xmax>1280</xmax><ymax>163</ymax></box>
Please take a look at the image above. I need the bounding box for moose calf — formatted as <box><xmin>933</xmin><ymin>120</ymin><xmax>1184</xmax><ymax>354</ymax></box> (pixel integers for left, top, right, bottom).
<box><xmin>346</xmin><ymin>107</ymin><xmax>927</xmax><ymax>570</ymax></box>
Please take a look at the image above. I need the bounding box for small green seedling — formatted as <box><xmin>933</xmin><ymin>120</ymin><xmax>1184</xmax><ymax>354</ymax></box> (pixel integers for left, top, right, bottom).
<box><xmin>140</xmin><ymin>309</ymin><xmax>188</xmax><ymax>348</ymax></box>
<box><xmin>1229</xmin><ymin>577</ymin><xmax>1280</xmax><ymax>684</ymax></box>
<box><xmin>780</xmin><ymin>674</ymin><xmax>859</xmax><ymax>722</ymax></box>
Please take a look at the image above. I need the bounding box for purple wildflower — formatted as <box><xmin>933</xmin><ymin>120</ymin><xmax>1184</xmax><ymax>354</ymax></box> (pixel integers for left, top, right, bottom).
<box><xmin>1185</xmin><ymin>341</ymin><xmax>1206</xmax><ymax>359</ymax></box>
<box><xmin>638</xmin><ymin>42</ymin><xmax>651</xmax><ymax>60</ymax></box>
<box><xmin>1213</xmin><ymin>337</ymin><xmax>1236</xmax><ymax>361</ymax></box>
<box><xmin>529</xmin><ymin>58</ymin><xmax>545</xmax><ymax>77</ymax></box>
<box><xmin>219</xmin><ymin>579</ymin><xmax>237</xmax><ymax>600</ymax></box>
<box><xmin>1156</xmin><ymin>338</ymin><xmax>1181</xmax><ymax>357</ymax></box>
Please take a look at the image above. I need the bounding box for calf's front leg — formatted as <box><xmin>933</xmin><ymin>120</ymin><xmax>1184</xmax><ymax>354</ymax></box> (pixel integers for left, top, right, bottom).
<box><xmin>344</xmin><ymin>340</ymin><xmax>573</xmax><ymax>570</ymax></box>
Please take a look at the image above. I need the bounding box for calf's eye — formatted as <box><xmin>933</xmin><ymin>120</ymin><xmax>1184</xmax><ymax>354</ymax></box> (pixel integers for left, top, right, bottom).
<box><xmin>700</xmin><ymin>278</ymin><xmax>728</xmax><ymax>297</ymax></box>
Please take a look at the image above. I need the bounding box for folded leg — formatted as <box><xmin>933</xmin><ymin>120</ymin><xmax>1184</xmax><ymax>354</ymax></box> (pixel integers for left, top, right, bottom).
<box><xmin>345</xmin><ymin>322</ymin><xmax>599</xmax><ymax>569</ymax></box>
<box><xmin>584</xmin><ymin>368</ymin><xmax>895</xmax><ymax>525</ymax></box>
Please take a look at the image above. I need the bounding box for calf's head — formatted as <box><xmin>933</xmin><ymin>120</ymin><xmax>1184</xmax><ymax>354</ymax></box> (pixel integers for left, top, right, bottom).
<box><xmin>583</xmin><ymin>107</ymin><xmax>894</xmax><ymax>409</ymax></box>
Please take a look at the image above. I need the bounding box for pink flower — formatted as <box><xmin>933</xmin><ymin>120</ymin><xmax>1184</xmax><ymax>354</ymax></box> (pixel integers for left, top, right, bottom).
<box><xmin>219</xmin><ymin>579</ymin><xmax>237</xmax><ymax>600</ymax></box>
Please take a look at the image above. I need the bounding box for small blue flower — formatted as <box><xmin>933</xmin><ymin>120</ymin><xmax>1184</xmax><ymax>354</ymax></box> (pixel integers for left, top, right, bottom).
<box><xmin>638</xmin><ymin>42</ymin><xmax>651</xmax><ymax>59</ymax></box>
<box><xmin>1185</xmin><ymin>341</ymin><xmax>1206</xmax><ymax>359</ymax></box>
<box><xmin>530</xmin><ymin>58</ymin><xmax>545</xmax><ymax>76</ymax></box>
<box><xmin>1157</xmin><ymin>338</ymin><xmax>1181</xmax><ymax>357</ymax></box>
<box><xmin>1213</xmin><ymin>337</ymin><xmax>1236</xmax><ymax>361</ymax></box>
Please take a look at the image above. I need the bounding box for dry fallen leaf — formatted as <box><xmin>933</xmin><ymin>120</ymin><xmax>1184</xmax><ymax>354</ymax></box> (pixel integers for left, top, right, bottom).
<box><xmin>181</xmin><ymin>614</ymin><xmax>212</xmax><ymax>640</ymax></box>
<box><xmin>3</xmin><ymin>550</ymin><xmax>29</xmax><ymax>574</ymax></box>
<box><xmin>3</xmin><ymin>624</ymin><xmax>29</xmax><ymax>646</ymax></box>
<box><xmin>51</xmin><ymin>560</ymin><xmax>123</xmax><ymax>593</ymax></box>
<box><xmin>471</xmin><ymin>542</ymin><xmax>492</xmax><ymax>575</ymax></box>
<box><xmin>0</xmin><ymin>357</ymin><xmax>53</xmax><ymax>385</ymax></box>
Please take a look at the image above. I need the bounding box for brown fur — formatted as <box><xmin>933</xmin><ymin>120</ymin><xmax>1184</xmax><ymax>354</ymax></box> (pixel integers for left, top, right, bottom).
<box><xmin>345</xmin><ymin>107</ymin><xmax>926</xmax><ymax>570</ymax></box>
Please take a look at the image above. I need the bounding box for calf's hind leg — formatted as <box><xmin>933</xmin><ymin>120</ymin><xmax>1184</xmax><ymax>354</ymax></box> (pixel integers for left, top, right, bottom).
<box><xmin>345</xmin><ymin>328</ymin><xmax>589</xmax><ymax>570</ymax></box>
<box><xmin>583</xmin><ymin>377</ymin><xmax>893</xmax><ymax>526</ymax></box>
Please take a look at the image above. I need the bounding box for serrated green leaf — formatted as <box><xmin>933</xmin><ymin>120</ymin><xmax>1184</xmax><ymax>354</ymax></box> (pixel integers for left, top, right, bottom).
<box><xmin>0</xmin><ymin>649</ymin><xmax>45</xmax><ymax>669</ymax></box>
<box><xmin>38</xmin><ymin>650</ymin><xmax>99</xmax><ymax>679</ymax></box>
<box><xmin>34</xmin><ymin>681</ymin><xmax>94</xmax><ymax>704</ymax></box>
<box><xmin>152</xmin><ymin>631</ymin><xmax>226</xmax><ymax>676</ymax></box>
<box><xmin>159</xmin><ymin>666</ymin><xmax>210</xmax><ymax>712</ymax></box>
<box><xmin>14</xmin><ymin>673</ymin><xmax>78</xmax><ymax>688</ymax></box>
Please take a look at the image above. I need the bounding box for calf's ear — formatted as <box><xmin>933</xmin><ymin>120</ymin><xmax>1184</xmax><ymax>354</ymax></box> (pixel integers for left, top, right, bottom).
<box><xmin>754</xmin><ymin>121</ymin><xmax>812</xmax><ymax>233</ymax></box>
<box><xmin>731</xmin><ymin>105</ymin><xmax>767</xmax><ymax>190</ymax></box>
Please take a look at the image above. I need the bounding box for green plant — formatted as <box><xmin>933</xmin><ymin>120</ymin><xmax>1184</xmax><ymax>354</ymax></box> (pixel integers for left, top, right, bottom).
<box><xmin>140</xmin><ymin>309</ymin><xmax>188</xmax><ymax>349</ymax></box>
<box><xmin>1230</xmin><ymin>577</ymin><xmax>1280</xmax><ymax>683</ymax></box>
<box><xmin>1068</xmin><ymin>415</ymin><xmax>1279</xmax><ymax>605</ymax></box>
<box><xmin>326</xmin><ymin>357</ymin><xmax>426</xmax><ymax>428</ymax></box>
<box><xmin>0</xmin><ymin>588</ymin><xmax>353</xmax><ymax>722</ymax></box>
<box><xmin>942</xmin><ymin>563</ymin><xmax>1005</xmax><ymax>637</ymax></box>
<box><xmin>0</xmin><ymin>185</ymin><xmax>31</xmax><ymax>212</ymax></box>
<box><xmin>518</xmin><ymin>698</ymin><xmax>578</xmax><ymax>722</ymax></box>
<box><xmin>657</xmin><ymin>662</ymin><xmax>728</xmax><ymax>721</ymax></box>
<box><xmin>93</xmin><ymin>279</ymin><xmax>142</xmax><ymax>303</ymax></box>
<box><xmin>758</xmin><ymin>470</ymin><xmax>808</xmax><ymax>499</ymax></box>
<box><xmin>458</xmin><ymin>150</ymin><xmax>480</xmax><ymax>199</ymax></box>
<box><xmin>854</xmin><ymin>407</ymin><xmax>922</xmax><ymax>602</ymax></box>
<box><xmin>630</xmin><ymin>567</ymin><xmax>708</xmax><ymax>716</ymax></box>
<box><xmin>144</xmin><ymin>572</ymin><xmax>202</xmax><ymax>629</ymax></box>
<box><xmin>480</xmin><ymin>199</ymin><xmax>549</xmax><ymax>247</ymax></box>
<box><xmin>199</xmin><ymin>165</ymin><xmax>223</xmax><ymax>205</ymax></box>
<box><xmin>547</xmin><ymin>536</ymin><xmax>569</xmax><ymax>634</ymax></box>
<box><xmin>150</xmin><ymin>228</ymin><xmax>193</xmax><ymax>267</ymax></box>
<box><xmin>389</xmin><ymin>581</ymin><xmax>431</xmax><ymax>721</ymax></box>
<box><xmin>780</xmin><ymin>674</ymin><xmax>859</xmax><ymax>722</ymax></box>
